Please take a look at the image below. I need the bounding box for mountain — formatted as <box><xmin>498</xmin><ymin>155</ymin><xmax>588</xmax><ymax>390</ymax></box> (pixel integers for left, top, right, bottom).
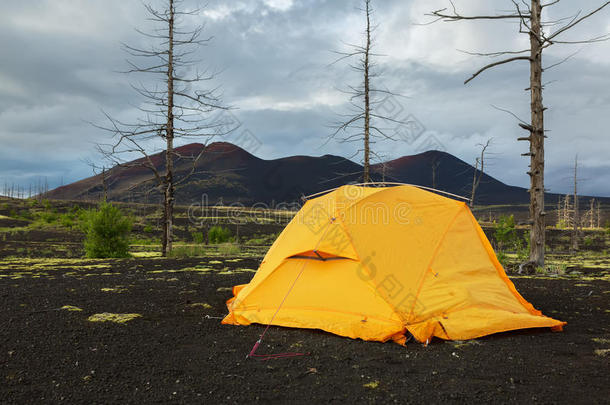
<box><xmin>370</xmin><ymin>150</ymin><xmax>530</xmax><ymax>205</ymax></box>
<box><xmin>45</xmin><ymin>142</ymin><xmax>603</xmax><ymax>206</ymax></box>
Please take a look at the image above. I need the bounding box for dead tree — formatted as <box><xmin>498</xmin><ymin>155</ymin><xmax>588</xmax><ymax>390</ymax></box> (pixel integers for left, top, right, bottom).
<box><xmin>470</xmin><ymin>138</ymin><xmax>492</xmax><ymax>207</ymax></box>
<box><xmin>95</xmin><ymin>0</ymin><xmax>231</xmax><ymax>256</ymax></box>
<box><xmin>431</xmin><ymin>157</ymin><xmax>441</xmax><ymax>190</ymax></box>
<box><xmin>84</xmin><ymin>159</ymin><xmax>110</xmax><ymax>202</ymax></box>
<box><xmin>588</xmin><ymin>198</ymin><xmax>596</xmax><ymax>228</ymax></box>
<box><xmin>563</xmin><ymin>194</ymin><xmax>571</xmax><ymax>226</ymax></box>
<box><xmin>428</xmin><ymin>0</ymin><xmax>610</xmax><ymax>267</ymax></box>
<box><xmin>329</xmin><ymin>0</ymin><xmax>403</xmax><ymax>182</ymax></box>
<box><xmin>572</xmin><ymin>155</ymin><xmax>580</xmax><ymax>250</ymax></box>
<box><xmin>556</xmin><ymin>196</ymin><xmax>562</xmax><ymax>227</ymax></box>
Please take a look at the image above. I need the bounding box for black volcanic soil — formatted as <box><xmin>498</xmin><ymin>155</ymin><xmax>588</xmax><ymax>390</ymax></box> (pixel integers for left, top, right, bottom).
<box><xmin>1</xmin><ymin>257</ymin><xmax>609</xmax><ymax>404</ymax></box>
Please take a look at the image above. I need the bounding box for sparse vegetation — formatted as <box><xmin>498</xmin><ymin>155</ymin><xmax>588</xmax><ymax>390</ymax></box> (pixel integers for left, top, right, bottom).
<box><xmin>494</xmin><ymin>215</ymin><xmax>518</xmax><ymax>250</ymax></box>
<box><xmin>168</xmin><ymin>244</ymin><xmax>207</xmax><ymax>258</ymax></box>
<box><xmin>496</xmin><ymin>251</ymin><xmax>509</xmax><ymax>268</ymax></box>
<box><xmin>218</xmin><ymin>242</ymin><xmax>241</xmax><ymax>256</ymax></box>
<box><xmin>245</xmin><ymin>232</ymin><xmax>278</xmax><ymax>246</ymax></box>
<box><xmin>191</xmin><ymin>231</ymin><xmax>205</xmax><ymax>244</ymax></box>
<box><xmin>493</xmin><ymin>215</ymin><xmax>531</xmax><ymax>270</ymax></box>
<box><xmin>208</xmin><ymin>226</ymin><xmax>232</xmax><ymax>244</ymax></box>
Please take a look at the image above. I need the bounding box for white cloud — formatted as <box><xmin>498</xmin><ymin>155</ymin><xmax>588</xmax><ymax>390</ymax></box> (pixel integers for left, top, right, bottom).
<box><xmin>0</xmin><ymin>0</ymin><xmax>609</xmax><ymax>196</ymax></box>
<box><xmin>263</xmin><ymin>0</ymin><xmax>294</xmax><ymax>12</ymax></box>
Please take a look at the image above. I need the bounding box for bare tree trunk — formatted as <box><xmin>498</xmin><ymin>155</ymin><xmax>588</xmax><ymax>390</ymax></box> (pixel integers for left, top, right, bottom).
<box><xmin>589</xmin><ymin>198</ymin><xmax>595</xmax><ymax>228</ymax></box>
<box><xmin>163</xmin><ymin>0</ymin><xmax>175</xmax><ymax>257</ymax></box>
<box><xmin>571</xmin><ymin>155</ymin><xmax>579</xmax><ymax>250</ymax></box>
<box><xmin>95</xmin><ymin>0</ymin><xmax>230</xmax><ymax>257</ymax></box>
<box><xmin>563</xmin><ymin>197</ymin><xmax>567</xmax><ymax>225</ymax></box>
<box><xmin>556</xmin><ymin>196</ymin><xmax>561</xmax><ymax>227</ymax></box>
<box><xmin>528</xmin><ymin>0</ymin><xmax>545</xmax><ymax>266</ymax></box>
<box><xmin>470</xmin><ymin>139</ymin><xmax>491</xmax><ymax>207</ymax></box>
<box><xmin>363</xmin><ymin>0</ymin><xmax>371</xmax><ymax>183</ymax></box>
<box><xmin>428</xmin><ymin>0</ymin><xmax>610</xmax><ymax>267</ymax></box>
<box><xmin>329</xmin><ymin>0</ymin><xmax>401</xmax><ymax>182</ymax></box>
<box><xmin>161</xmin><ymin>190</ymin><xmax>168</xmax><ymax>254</ymax></box>
<box><xmin>102</xmin><ymin>167</ymin><xmax>108</xmax><ymax>202</ymax></box>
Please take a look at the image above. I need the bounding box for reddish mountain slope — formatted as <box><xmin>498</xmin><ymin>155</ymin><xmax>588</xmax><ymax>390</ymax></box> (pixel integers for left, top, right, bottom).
<box><xmin>47</xmin><ymin>142</ymin><xmax>598</xmax><ymax>206</ymax></box>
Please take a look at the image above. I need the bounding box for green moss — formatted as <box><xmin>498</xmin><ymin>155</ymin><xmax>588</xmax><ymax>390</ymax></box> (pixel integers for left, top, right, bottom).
<box><xmin>100</xmin><ymin>287</ymin><xmax>127</xmax><ymax>293</ymax></box>
<box><xmin>363</xmin><ymin>381</ymin><xmax>380</xmax><ymax>389</ymax></box>
<box><xmin>61</xmin><ymin>305</ymin><xmax>83</xmax><ymax>312</ymax></box>
<box><xmin>187</xmin><ymin>302</ymin><xmax>212</xmax><ymax>309</ymax></box>
<box><xmin>131</xmin><ymin>251</ymin><xmax>162</xmax><ymax>258</ymax></box>
<box><xmin>87</xmin><ymin>313</ymin><xmax>142</xmax><ymax>323</ymax></box>
<box><xmin>594</xmin><ymin>349</ymin><xmax>610</xmax><ymax>357</ymax></box>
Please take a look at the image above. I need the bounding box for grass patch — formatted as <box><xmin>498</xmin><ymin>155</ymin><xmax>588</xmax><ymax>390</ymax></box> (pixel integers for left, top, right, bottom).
<box><xmin>87</xmin><ymin>313</ymin><xmax>142</xmax><ymax>324</ymax></box>
<box><xmin>218</xmin><ymin>242</ymin><xmax>241</xmax><ymax>256</ymax></box>
<box><xmin>168</xmin><ymin>244</ymin><xmax>208</xmax><ymax>258</ymax></box>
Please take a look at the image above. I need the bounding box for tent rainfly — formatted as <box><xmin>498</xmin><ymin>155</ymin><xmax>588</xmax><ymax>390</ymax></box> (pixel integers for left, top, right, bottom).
<box><xmin>223</xmin><ymin>185</ymin><xmax>565</xmax><ymax>344</ymax></box>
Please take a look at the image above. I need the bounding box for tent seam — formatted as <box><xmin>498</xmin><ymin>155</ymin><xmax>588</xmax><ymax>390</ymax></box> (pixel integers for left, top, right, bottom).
<box><xmin>231</xmin><ymin>221</ymin><xmax>333</xmax><ymax>307</ymax></box>
<box><xmin>334</xmin><ymin>208</ymin><xmax>408</xmax><ymax>329</ymax></box>
<box><xmin>406</xmin><ymin>204</ymin><xmax>465</xmax><ymax>324</ymax></box>
<box><xmin>464</xmin><ymin>208</ymin><xmax>548</xmax><ymax>317</ymax></box>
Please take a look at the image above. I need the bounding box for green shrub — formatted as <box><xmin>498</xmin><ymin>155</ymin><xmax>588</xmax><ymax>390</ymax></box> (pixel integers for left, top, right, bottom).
<box><xmin>191</xmin><ymin>231</ymin><xmax>205</xmax><ymax>244</ymax></box>
<box><xmin>516</xmin><ymin>232</ymin><xmax>530</xmax><ymax>262</ymax></box>
<box><xmin>494</xmin><ymin>215</ymin><xmax>517</xmax><ymax>250</ymax></box>
<box><xmin>556</xmin><ymin>219</ymin><xmax>568</xmax><ymax>229</ymax></box>
<box><xmin>208</xmin><ymin>225</ymin><xmax>232</xmax><ymax>244</ymax></box>
<box><xmin>143</xmin><ymin>224</ymin><xmax>154</xmax><ymax>233</ymax></box>
<box><xmin>19</xmin><ymin>209</ymin><xmax>33</xmax><ymax>220</ymax></box>
<box><xmin>496</xmin><ymin>251</ymin><xmax>509</xmax><ymax>268</ymax></box>
<box><xmin>583</xmin><ymin>236</ymin><xmax>594</xmax><ymax>247</ymax></box>
<box><xmin>39</xmin><ymin>211</ymin><xmax>59</xmax><ymax>224</ymax></box>
<box><xmin>546</xmin><ymin>263</ymin><xmax>567</xmax><ymax>275</ymax></box>
<box><xmin>82</xmin><ymin>202</ymin><xmax>132</xmax><ymax>258</ymax></box>
<box><xmin>59</xmin><ymin>214</ymin><xmax>75</xmax><ymax>229</ymax></box>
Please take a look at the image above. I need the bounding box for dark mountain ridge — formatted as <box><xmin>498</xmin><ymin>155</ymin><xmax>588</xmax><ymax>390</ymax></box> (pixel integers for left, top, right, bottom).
<box><xmin>46</xmin><ymin>142</ymin><xmax>607</xmax><ymax>207</ymax></box>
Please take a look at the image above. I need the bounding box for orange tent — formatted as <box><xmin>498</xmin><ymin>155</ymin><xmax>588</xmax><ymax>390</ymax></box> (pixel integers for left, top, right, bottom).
<box><xmin>223</xmin><ymin>185</ymin><xmax>565</xmax><ymax>344</ymax></box>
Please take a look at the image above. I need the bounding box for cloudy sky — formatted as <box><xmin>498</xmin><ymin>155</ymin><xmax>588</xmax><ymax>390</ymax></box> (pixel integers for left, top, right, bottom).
<box><xmin>1</xmin><ymin>0</ymin><xmax>609</xmax><ymax>196</ymax></box>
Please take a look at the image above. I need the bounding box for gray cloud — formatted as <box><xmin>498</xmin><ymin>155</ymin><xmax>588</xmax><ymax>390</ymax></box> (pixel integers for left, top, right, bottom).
<box><xmin>1</xmin><ymin>0</ymin><xmax>609</xmax><ymax>197</ymax></box>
